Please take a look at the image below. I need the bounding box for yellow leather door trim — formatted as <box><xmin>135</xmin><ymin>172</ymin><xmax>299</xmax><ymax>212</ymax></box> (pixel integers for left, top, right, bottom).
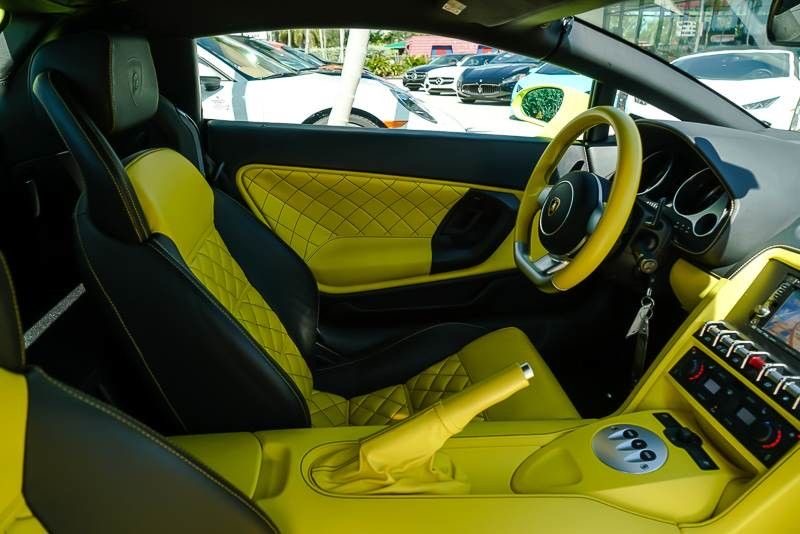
<box><xmin>0</xmin><ymin>369</ymin><xmax>45</xmax><ymax>533</ymax></box>
<box><xmin>236</xmin><ymin>164</ymin><xmax>519</xmax><ymax>293</ymax></box>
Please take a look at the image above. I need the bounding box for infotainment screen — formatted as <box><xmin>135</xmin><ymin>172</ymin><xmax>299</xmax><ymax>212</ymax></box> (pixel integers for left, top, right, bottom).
<box><xmin>762</xmin><ymin>290</ymin><xmax>800</xmax><ymax>352</ymax></box>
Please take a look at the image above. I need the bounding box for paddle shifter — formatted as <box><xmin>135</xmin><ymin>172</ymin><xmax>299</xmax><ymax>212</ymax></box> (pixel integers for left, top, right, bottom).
<box><xmin>311</xmin><ymin>362</ymin><xmax>534</xmax><ymax>495</ymax></box>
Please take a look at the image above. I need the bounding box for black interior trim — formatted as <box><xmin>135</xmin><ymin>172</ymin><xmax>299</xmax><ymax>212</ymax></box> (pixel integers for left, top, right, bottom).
<box><xmin>431</xmin><ymin>190</ymin><xmax>518</xmax><ymax>273</ymax></box>
<box><xmin>23</xmin><ymin>368</ymin><xmax>278</xmax><ymax>534</ymax></box>
<box><xmin>205</xmin><ymin>120</ymin><xmax>588</xmax><ymax>191</ymax></box>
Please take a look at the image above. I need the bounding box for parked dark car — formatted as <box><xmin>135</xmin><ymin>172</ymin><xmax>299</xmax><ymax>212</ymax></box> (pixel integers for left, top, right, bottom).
<box><xmin>402</xmin><ymin>53</ymin><xmax>470</xmax><ymax>90</ymax></box>
<box><xmin>456</xmin><ymin>52</ymin><xmax>540</xmax><ymax>103</ymax></box>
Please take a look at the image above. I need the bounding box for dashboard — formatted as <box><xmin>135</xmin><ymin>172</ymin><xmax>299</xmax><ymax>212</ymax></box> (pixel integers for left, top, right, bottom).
<box><xmin>606</xmin><ymin>119</ymin><xmax>800</xmax><ymax>270</ymax></box>
<box><xmin>635</xmin><ymin>137</ymin><xmax>732</xmax><ymax>256</ymax></box>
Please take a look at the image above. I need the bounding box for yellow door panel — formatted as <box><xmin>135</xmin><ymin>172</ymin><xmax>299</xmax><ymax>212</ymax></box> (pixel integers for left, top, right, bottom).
<box><xmin>236</xmin><ymin>164</ymin><xmax>519</xmax><ymax>293</ymax></box>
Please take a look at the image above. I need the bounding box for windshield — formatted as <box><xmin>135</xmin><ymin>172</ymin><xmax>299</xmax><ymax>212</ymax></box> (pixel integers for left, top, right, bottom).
<box><xmin>235</xmin><ymin>37</ymin><xmax>317</xmax><ymax>70</ymax></box>
<box><xmin>580</xmin><ymin>0</ymin><xmax>800</xmax><ymax>129</ymax></box>
<box><xmin>197</xmin><ymin>36</ymin><xmax>295</xmax><ymax>79</ymax></box>
<box><xmin>536</xmin><ymin>64</ymin><xmax>577</xmax><ymax>75</ymax></box>
<box><xmin>491</xmin><ymin>53</ymin><xmax>537</xmax><ymax>64</ymax></box>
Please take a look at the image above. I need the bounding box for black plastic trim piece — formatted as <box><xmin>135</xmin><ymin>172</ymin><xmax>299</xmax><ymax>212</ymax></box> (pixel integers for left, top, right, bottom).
<box><xmin>653</xmin><ymin>412</ymin><xmax>719</xmax><ymax>471</ymax></box>
<box><xmin>431</xmin><ymin>190</ymin><xmax>518</xmax><ymax>274</ymax></box>
<box><xmin>205</xmin><ymin>120</ymin><xmax>587</xmax><ymax>191</ymax></box>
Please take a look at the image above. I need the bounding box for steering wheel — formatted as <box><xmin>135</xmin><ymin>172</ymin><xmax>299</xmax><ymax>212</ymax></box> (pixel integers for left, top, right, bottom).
<box><xmin>514</xmin><ymin>106</ymin><xmax>643</xmax><ymax>293</ymax></box>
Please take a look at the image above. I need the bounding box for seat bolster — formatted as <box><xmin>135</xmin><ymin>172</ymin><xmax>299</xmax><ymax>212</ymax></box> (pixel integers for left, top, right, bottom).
<box><xmin>457</xmin><ymin>328</ymin><xmax>580</xmax><ymax>420</ymax></box>
<box><xmin>33</xmin><ymin>72</ymin><xmax>149</xmax><ymax>243</ymax></box>
<box><xmin>313</xmin><ymin>323</ymin><xmax>488</xmax><ymax>399</ymax></box>
<box><xmin>214</xmin><ymin>191</ymin><xmax>320</xmax><ymax>359</ymax></box>
<box><xmin>0</xmin><ymin>254</ymin><xmax>25</xmax><ymax>372</ymax></box>
<box><xmin>75</xmin><ymin>200</ymin><xmax>310</xmax><ymax>433</ymax></box>
<box><xmin>23</xmin><ymin>369</ymin><xmax>277</xmax><ymax>534</ymax></box>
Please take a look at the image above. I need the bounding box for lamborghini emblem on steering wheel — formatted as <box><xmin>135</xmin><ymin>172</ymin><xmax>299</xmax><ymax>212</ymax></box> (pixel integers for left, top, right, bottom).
<box><xmin>547</xmin><ymin>197</ymin><xmax>561</xmax><ymax>216</ymax></box>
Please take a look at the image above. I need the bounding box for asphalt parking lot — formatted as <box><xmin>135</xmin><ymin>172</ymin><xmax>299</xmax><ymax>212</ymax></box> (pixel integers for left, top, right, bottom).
<box><xmin>389</xmin><ymin>79</ymin><xmax>544</xmax><ymax>137</ymax></box>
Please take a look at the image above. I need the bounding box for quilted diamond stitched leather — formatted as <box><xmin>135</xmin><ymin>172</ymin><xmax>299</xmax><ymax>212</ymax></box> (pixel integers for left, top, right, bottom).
<box><xmin>308</xmin><ymin>390</ymin><xmax>350</xmax><ymax>427</ymax></box>
<box><xmin>348</xmin><ymin>385</ymin><xmax>411</xmax><ymax>426</ymax></box>
<box><xmin>237</xmin><ymin>166</ymin><xmax>466</xmax><ymax>260</ymax></box>
<box><xmin>187</xmin><ymin>228</ymin><xmax>314</xmax><ymax>398</ymax></box>
<box><xmin>405</xmin><ymin>354</ymin><xmax>473</xmax><ymax>411</ymax></box>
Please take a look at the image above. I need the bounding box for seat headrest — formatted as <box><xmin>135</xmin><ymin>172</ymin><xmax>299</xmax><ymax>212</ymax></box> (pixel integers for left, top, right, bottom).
<box><xmin>0</xmin><ymin>253</ymin><xmax>25</xmax><ymax>372</ymax></box>
<box><xmin>31</xmin><ymin>32</ymin><xmax>159</xmax><ymax>135</ymax></box>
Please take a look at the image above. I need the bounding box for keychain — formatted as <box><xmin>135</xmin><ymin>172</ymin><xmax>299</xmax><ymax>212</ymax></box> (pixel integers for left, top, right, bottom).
<box><xmin>627</xmin><ymin>287</ymin><xmax>655</xmax><ymax>339</ymax></box>
<box><xmin>628</xmin><ymin>285</ymin><xmax>655</xmax><ymax>383</ymax></box>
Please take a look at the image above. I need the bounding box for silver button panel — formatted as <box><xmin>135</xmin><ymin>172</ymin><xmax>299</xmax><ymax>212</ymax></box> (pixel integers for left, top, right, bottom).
<box><xmin>592</xmin><ymin>425</ymin><xmax>668</xmax><ymax>474</ymax></box>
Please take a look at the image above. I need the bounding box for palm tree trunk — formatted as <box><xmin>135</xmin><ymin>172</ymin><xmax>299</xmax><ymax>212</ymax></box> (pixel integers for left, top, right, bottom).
<box><xmin>305</xmin><ymin>29</ymin><xmax>311</xmax><ymax>53</ymax></box>
<box><xmin>329</xmin><ymin>29</ymin><xmax>370</xmax><ymax>126</ymax></box>
<box><xmin>339</xmin><ymin>29</ymin><xmax>345</xmax><ymax>62</ymax></box>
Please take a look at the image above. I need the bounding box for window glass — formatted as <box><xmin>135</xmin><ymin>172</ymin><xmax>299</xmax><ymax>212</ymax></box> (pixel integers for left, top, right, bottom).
<box><xmin>196</xmin><ymin>30</ymin><xmax>596</xmax><ymax>138</ymax></box>
<box><xmin>197</xmin><ymin>35</ymin><xmax>293</xmax><ymax>79</ymax></box>
<box><xmin>580</xmin><ymin>1</ymin><xmax>800</xmax><ymax>130</ymax></box>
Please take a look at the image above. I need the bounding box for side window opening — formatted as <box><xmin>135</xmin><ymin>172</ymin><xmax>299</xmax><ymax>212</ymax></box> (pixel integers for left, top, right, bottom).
<box><xmin>196</xmin><ymin>29</ymin><xmax>648</xmax><ymax>138</ymax></box>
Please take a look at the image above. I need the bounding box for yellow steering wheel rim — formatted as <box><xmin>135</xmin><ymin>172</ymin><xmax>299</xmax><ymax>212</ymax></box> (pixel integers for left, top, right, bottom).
<box><xmin>514</xmin><ymin>106</ymin><xmax>642</xmax><ymax>292</ymax></box>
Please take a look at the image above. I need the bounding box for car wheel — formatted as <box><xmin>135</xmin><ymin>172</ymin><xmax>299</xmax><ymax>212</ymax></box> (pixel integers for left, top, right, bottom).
<box><xmin>311</xmin><ymin>111</ymin><xmax>384</xmax><ymax>128</ymax></box>
<box><xmin>460</xmin><ymin>98</ymin><xmax>475</xmax><ymax>104</ymax></box>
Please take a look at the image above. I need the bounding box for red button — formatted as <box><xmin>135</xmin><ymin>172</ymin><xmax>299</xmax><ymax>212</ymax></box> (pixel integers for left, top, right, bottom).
<box><xmin>747</xmin><ymin>356</ymin><xmax>766</xmax><ymax>370</ymax></box>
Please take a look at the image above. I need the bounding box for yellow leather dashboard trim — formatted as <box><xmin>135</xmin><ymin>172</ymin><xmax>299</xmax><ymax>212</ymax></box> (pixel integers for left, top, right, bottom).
<box><xmin>236</xmin><ymin>164</ymin><xmax>520</xmax><ymax>294</ymax></box>
<box><xmin>670</xmin><ymin>259</ymin><xmax>720</xmax><ymax>311</ymax></box>
<box><xmin>0</xmin><ymin>369</ymin><xmax>44</xmax><ymax>533</ymax></box>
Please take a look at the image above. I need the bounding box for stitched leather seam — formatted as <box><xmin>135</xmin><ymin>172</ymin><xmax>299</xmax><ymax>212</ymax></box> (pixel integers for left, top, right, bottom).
<box><xmin>0</xmin><ymin>254</ymin><xmax>25</xmax><ymax>366</ymax></box>
<box><xmin>176</xmin><ymin>109</ymin><xmax>204</xmax><ymax>174</ymax></box>
<box><xmin>75</xmin><ymin>218</ymin><xmax>186</xmax><ymax>430</ymax></box>
<box><xmin>44</xmin><ymin>72</ymin><xmax>146</xmax><ymax>241</ymax></box>
<box><xmin>314</xmin><ymin>322</ymin><xmax>488</xmax><ymax>374</ymax></box>
<box><xmin>108</xmin><ymin>36</ymin><xmax>117</xmax><ymax>134</ymax></box>
<box><xmin>36</xmin><ymin>370</ymin><xmax>277</xmax><ymax>530</ymax></box>
<box><xmin>400</xmin><ymin>383</ymin><xmax>414</xmax><ymax>417</ymax></box>
<box><xmin>124</xmin><ymin>147</ymin><xmax>165</xmax><ymax>170</ymax></box>
<box><xmin>149</xmin><ymin>240</ymin><xmax>311</xmax><ymax>425</ymax></box>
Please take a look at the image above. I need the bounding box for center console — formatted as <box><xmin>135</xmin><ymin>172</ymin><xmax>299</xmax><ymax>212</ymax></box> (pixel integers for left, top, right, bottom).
<box><xmin>171</xmin><ymin>248</ymin><xmax>800</xmax><ymax>533</ymax></box>
<box><xmin>668</xmin><ymin>261</ymin><xmax>800</xmax><ymax>467</ymax></box>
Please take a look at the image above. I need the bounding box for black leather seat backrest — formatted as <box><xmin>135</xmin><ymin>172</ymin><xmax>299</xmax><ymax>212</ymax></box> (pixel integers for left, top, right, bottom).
<box><xmin>0</xmin><ymin>252</ymin><xmax>278</xmax><ymax>533</ymax></box>
<box><xmin>30</xmin><ymin>32</ymin><xmax>320</xmax><ymax>434</ymax></box>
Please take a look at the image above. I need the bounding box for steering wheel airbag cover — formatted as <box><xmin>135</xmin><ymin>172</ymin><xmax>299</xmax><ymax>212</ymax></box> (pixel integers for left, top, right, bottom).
<box><xmin>539</xmin><ymin>171</ymin><xmax>602</xmax><ymax>256</ymax></box>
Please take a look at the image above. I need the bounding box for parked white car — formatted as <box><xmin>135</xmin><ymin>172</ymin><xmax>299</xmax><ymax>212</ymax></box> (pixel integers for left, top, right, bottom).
<box><xmin>423</xmin><ymin>53</ymin><xmax>498</xmax><ymax>95</ymax></box>
<box><xmin>626</xmin><ymin>49</ymin><xmax>800</xmax><ymax>130</ymax></box>
<box><xmin>197</xmin><ymin>35</ymin><xmax>465</xmax><ymax>131</ymax></box>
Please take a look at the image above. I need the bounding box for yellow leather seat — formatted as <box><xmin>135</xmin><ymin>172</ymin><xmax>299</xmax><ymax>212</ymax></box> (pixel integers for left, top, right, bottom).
<box><xmin>126</xmin><ymin>150</ymin><xmax>578</xmax><ymax>427</ymax></box>
<box><xmin>32</xmin><ymin>32</ymin><xmax>579</xmax><ymax>433</ymax></box>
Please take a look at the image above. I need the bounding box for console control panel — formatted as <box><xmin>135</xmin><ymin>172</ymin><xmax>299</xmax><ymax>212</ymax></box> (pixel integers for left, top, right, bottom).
<box><xmin>592</xmin><ymin>424</ymin><xmax>668</xmax><ymax>474</ymax></box>
<box><xmin>671</xmin><ymin>347</ymin><xmax>798</xmax><ymax>466</ymax></box>
<box><xmin>695</xmin><ymin>321</ymin><xmax>800</xmax><ymax>415</ymax></box>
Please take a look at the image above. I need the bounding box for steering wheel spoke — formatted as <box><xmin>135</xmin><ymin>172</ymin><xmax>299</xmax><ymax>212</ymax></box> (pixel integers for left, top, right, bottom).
<box><xmin>514</xmin><ymin>242</ymin><xmax>569</xmax><ymax>288</ymax></box>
